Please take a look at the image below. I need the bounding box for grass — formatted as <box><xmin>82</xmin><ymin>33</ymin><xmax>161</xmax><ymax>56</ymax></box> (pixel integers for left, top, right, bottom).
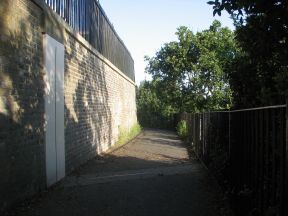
<box><xmin>115</xmin><ymin>123</ymin><xmax>142</xmax><ymax>147</ymax></box>
<box><xmin>176</xmin><ymin>120</ymin><xmax>188</xmax><ymax>139</ymax></box>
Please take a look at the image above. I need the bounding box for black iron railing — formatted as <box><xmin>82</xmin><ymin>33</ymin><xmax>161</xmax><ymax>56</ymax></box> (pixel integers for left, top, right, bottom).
<box><xmin>43</xmin><ymin>0</ymin><xmax>135</xmax><ymax>81</ymax></box>
<box><xmin>180</xmin><ymin>105</ymin><xmax>287</xmax><ymax>216</ymax></box>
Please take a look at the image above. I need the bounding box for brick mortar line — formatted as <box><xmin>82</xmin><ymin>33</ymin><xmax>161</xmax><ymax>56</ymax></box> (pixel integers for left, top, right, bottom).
<box><xmin>65</xmin><ymin>31</ymin><xmax>136</xmax><ymax>86</ymax></box>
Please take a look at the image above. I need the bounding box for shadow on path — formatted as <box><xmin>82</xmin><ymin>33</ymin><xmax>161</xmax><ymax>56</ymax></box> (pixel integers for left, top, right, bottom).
<box><xmin>8</xmin><ymin>129</ymin><xmax>233</xmax><ymax>216</ymax></box>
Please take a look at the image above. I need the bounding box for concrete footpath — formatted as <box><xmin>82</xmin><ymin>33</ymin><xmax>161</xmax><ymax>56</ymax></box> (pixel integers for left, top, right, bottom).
<box><xmin>9</xmin><ymin>129</ymin><xmax>233</xmax><ymax>216</ymax></box>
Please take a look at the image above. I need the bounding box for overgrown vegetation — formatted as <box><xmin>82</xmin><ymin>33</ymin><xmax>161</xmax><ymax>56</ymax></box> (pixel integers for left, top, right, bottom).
<box><xmin>136</xmin><ymin>80</ymin><xmax>176</xmax><ymax>129</ymax></box>
<box><xmin>208</xmin><ymin>0</ymin><xmax>288</xmax><ymax>107</ymax></box>
<box><xmin>116</xmin><ymin>123</ymin><xmax>141</xmax><ymax>147</ymax></box>
<box><xmin>137</xmin><ymin>20</ymin><xmax>237</xmax><ymax>128</ymax></box>
<box><xmin>176</xmin><ymin>120</ymin><xmax>188</xmax><ymax>139</ymax></box>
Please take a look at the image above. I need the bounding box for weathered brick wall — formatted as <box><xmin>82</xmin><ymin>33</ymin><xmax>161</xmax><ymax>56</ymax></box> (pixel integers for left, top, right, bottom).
<box><xmin>0</xmin><ymin>0</ymin><xmax>46</xmax><ymax>212</ymax></box>
<box><xmin>64</xmin><ymin>33</ymin><xmax>137</xmax><ymax>172</ymax></box>
<box><xmin>0</xmin><ymin>0</ymin><xmax>137</xmax><ymax>211</ymax></box>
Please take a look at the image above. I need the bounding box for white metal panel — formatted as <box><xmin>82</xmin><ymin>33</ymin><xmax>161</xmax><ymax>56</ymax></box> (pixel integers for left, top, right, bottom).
<box><xmin>55</xmin><ymin>42</ymin><xmax>65</xmax><ymax>181</ymax></box>
<box><xmin>44</xmin><ymin>34</ymin><xmax>65</xmax><ymax>187</ymax></box>
<box><xmin>44</xmin><ymin>35</ymin><xmax>57</xmax><ymax>187</ymax></box>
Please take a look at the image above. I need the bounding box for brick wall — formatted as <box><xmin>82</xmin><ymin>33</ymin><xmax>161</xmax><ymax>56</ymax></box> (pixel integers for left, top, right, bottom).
<box><xmin>0</xmin><ymin>0</ymin><xmax>137</xmax><ymax>212</ymax></box>
<box><xmin>64</xmin><ymin>28</ymin><xmax>137</xmax><ymax>172</ymax></box>
<box><xmin>0</xmin><ymin>0</ymin><xmax>46</xmax><ymax>211</ymax></box>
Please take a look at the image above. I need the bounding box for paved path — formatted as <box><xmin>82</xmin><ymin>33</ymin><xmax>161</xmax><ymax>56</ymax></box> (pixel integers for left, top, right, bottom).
<box><xmin>10</xmin><ymin>129</ymin><xmax>232</xmax><ymax>216</ymax></box>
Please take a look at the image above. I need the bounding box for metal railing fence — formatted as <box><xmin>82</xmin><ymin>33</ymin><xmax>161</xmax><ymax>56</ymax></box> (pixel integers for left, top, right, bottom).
<box><xmin>43</xmin><ymin>0</ymin><xmax>135</xmax><ymax>81</ymax></box>
<box><xmin>180</xmin><ymin>105</ymin><xmax>287</xmax><ymax>216</ymax></box>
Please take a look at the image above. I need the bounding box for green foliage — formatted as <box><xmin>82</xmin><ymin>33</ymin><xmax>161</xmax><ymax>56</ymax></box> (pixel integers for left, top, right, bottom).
<box><xmin>144</xmin><ymin>20</ymin><xmax>238</xmax><ymax>113</ymax></box>
<box><xmin>116</xmin><ymin>123</ymin><xmax>141</xmax><ymax>147</ymax></box>
<box><xmin>137</xmin><ymin>20</ymin><xmax>238</xmax><ymax>129</ymax></box>
<box><xmin>176</xmin><ymin>120</ymin><xmax>188</xmax><ymax>139</ymax></box>
<box><xmin>137</xmin><ymin>80</ymin><xmax>177</xmax><ymax>129</ymax></box>
<box><xmin>208</xmin><ymin>0</ymin><xmax>288</xmax><ymax>107</ymax></box>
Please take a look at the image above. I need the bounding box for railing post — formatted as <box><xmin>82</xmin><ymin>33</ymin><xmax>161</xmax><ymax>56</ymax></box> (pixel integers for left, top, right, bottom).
<box><xmin>285</xmin><ymin>98</ymin><xmax>288</xmax><ymax>216</ymax></box>
<box><xmin>228</xmin><ymin>111</ymin><xmax>231</xmax><ymax>159</ymax></box>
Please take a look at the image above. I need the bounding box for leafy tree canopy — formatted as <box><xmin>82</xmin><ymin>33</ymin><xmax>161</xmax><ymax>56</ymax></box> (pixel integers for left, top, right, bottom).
<box><xmin>144</xmin><ymin>20</ymin><xmax>238</xmax><ymax>113</ymax></box>
<box><xmin>208</xmin><ymin>0</ymin><xmax>288</xmax><ymax>107</ymax></box>
<box><xmin>136</xmin><ymin>80</ymin><xmax>177</xmax><ymax>129</ymax></box>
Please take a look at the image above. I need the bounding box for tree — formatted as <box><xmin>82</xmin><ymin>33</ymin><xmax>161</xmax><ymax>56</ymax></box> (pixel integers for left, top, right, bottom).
<box><xmin>136</xmin><ymin>80</ymin><xmax>177</xmax><ymax>129</ymax></box>
<box><xmin>144</xmin><ymin>20</ymin><xmax>238</xmax><ymax>113</ymax></box>
<box><xmin>208</xmin><ymin>0</ymin><xmax>288</xmax><ymax>107</ymax></box>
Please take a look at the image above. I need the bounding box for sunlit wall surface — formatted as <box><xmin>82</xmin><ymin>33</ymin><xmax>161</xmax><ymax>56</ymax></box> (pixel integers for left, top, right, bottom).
<box><xmin>43</xmin><ymin>0</ymin><xmax>135</xmax><ymax>81</ymax></box>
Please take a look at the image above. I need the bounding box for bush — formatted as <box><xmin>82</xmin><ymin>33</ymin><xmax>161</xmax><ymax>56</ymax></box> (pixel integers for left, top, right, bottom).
<box><xmin>176</xmin><ymin>120</ymin><xmax>188</xmax><ymax>139</ymax></box>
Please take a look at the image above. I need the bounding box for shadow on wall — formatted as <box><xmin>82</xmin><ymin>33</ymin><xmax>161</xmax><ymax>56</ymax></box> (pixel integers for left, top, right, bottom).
<box><xmin>0</xmin><ymin>0</ymin><xmax>127</xmax><ymax>212</ymax></box>
<box><xmin>64</xmin><ymin>33</ymin><xmax>113</xmax><ymax>173</ymax></box>
<box><xmin>0</xmin><ymin>0</ymin><xmax>46</xmax><ymax>212</ymax></box>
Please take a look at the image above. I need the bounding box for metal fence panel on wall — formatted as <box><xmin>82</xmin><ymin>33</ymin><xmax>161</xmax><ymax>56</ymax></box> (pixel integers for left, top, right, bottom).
<box><xmin>180</xmin><ymin>105</ymin><xmax>287</xmax><ymax>216</ymax></box>
<box><xmin>43</xmin><ymin>0</ymin><xmax>135</xmax><ymax>81</ymax></box>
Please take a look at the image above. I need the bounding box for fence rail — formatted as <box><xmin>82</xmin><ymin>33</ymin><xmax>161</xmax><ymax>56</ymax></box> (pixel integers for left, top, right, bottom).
<box><xmin>43</xmin><ymin>0</ymin><xmax>135</xmax><ymax>81</ymax></box>
<box><xmin>180</xmin><ymin>105</ymin><xmax>287</xmax><ymax>216</ymax></box>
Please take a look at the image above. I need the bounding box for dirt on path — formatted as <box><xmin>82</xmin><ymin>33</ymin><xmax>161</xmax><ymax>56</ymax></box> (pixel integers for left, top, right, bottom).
<box><xmin>8</xmin><ymin>129</ymin><xmax>233</xmax><ymax>216</ymax></box>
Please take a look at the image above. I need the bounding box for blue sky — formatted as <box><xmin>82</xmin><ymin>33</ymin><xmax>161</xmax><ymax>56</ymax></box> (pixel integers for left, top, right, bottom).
<box><xmin>100</xmin><ymin>0</ymin><xmax>234</xmax><ymax>85</ymax></box>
